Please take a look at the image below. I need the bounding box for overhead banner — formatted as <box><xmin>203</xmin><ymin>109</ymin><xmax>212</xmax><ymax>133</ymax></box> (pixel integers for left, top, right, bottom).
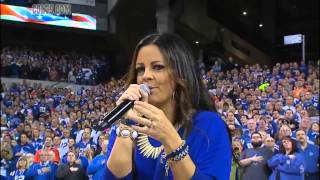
<box><xmin>0</xmin><ymin>4</ymin><xmax>96</xmax><ymax>30</ymax></box>
<box><xmin>49</xmin><ymin>0</ymin><xmax>95</xmax><ymax>7</ymax></box>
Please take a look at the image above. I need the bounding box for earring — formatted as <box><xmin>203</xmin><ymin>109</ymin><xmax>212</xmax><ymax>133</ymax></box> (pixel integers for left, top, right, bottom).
<box><xmin>172</xmin><ymin>91</ymin><xmax>176</xmax><ymax>100</ymax></box>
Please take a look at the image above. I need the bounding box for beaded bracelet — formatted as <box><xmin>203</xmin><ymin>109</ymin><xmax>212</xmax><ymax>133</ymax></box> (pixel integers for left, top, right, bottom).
<box><xmin>160</xmin><ymin>140</ymin><xmax>189</xmax><ymax>176</ymax></box>
<box><xmin>165</xmin><ymin>140</ymin><xmax>189</xmax><ymax>162</ymax></box>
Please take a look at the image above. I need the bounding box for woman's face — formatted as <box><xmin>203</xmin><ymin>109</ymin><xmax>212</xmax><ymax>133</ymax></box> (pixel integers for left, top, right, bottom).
<box><xmin>135</xmin><ymin>45</ymin><xmax>175</xmax><ymax>108</ymax></box>
<box><xmin>18</xmin><ymin>159</ymin><xmax>27</xmax><ymax>168</ymax></box>
<box><xmin>282</xmin><ymin>139</ymin><xmax>292</xmax><ymax>150</ymax></box>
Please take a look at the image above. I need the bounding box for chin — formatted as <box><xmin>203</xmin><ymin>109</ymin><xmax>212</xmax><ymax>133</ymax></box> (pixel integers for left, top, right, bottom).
<box><xmin>148</xmin><ymin>98</ymin><xmax>159</xmax><ymax>107</ymax></box>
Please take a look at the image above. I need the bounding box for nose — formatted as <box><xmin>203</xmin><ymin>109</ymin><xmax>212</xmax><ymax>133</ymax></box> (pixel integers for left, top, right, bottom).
<box><xmin>142</xmin><ymin>68</ymin><xmax>153</xmax><ymax>81</ymax></box>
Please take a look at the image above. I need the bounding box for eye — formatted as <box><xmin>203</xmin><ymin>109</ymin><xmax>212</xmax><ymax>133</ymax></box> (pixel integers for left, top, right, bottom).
<box><xmin>135</xmin><ymin>67</ymin><xmax>144</xmax><ymax>75</ymax></box>
<box><xmin>153</xmin><ymin>64</ymin><xmax>165</xmax><ymax>70</ymax></box>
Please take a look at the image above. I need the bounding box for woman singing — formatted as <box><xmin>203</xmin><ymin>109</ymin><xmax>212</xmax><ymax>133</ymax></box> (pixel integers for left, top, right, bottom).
<box><xmin>106</xmin><ymin>33</ymin><xmax>232</xmax><ymax>179</ymax></box>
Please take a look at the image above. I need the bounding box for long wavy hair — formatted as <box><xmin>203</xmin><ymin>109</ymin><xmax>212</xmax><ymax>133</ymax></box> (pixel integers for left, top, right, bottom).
<box><xmin>126</xmin><ymin>33</ymin><xmax>215</xmax><ymax>137</ymax></box>
<box><xmin>279</xmin><ymin>136</ymin><xmax>297</xmax><ymax>155</ymax></box>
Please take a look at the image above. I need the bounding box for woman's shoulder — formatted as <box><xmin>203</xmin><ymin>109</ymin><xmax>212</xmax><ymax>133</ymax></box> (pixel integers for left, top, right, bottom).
<box><xmin>189</xmin><ymin>111</ymin><xmax>229</xmax><ymax>141</ymax></box>
<box><xmin>193</xmin><ymin>111</ymin><xmax>225</xmax><ymax>129</ymax></box>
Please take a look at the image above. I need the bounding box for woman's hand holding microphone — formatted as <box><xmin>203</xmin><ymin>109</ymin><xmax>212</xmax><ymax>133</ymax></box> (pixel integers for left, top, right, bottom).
<box><xmin>120</xmin><ymin>84</ymin><xmax>182</xmax><ymax>154</ymax></box>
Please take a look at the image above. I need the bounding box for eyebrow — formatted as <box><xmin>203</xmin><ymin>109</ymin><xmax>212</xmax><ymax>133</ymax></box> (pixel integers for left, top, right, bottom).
<box><xmin>136</xmin><ymin>60</ymin><xmax>162</xmax><ymax>66</ymax></box>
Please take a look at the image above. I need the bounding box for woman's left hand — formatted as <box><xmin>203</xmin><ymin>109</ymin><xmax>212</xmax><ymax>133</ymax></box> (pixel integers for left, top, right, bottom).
<box><xmin>127</xmin><ymin>101</ymin><xmax>182</xmax><ymax>147</ymax></box>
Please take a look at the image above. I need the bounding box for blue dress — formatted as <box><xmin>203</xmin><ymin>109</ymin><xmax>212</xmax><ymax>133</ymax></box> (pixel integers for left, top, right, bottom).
<box><xmin>105</xmin><ymin>111</ymin><xmax>232</xmax><ymax>179</ymax></box>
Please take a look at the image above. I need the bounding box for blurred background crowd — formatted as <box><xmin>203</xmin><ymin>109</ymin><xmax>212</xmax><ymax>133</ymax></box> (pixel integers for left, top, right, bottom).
<box><xmin>1</xmin><ymin>46</ymin><xmax>110</xmax><ymax>85</ymax></box>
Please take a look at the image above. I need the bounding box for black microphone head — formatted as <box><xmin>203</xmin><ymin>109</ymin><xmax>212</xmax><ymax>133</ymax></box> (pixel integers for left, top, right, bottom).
<box><xmin>140</xmin><ymin>84</ymin><xmax>150</xmax><ymax>95</ymax></box>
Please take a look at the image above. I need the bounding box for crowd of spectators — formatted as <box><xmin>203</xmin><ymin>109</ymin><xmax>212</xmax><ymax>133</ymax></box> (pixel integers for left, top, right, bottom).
<box><xmin>1</xmin><ymin>46</ymin><xmax>110</xmax><ymax>85</ymax></box>
<box><xmin>0</xmin><ymin>57</ymin><xmax>319</xmax><ymax>179</ymax></box>
<box><xmin>201</xmin><ymin>60</ymin><xmax>319</xmax><ymax>180</ymax></box>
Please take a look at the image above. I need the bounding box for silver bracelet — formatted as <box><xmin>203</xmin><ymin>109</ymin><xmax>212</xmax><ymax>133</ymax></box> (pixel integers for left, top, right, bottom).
<box><xmin>116</xmin><ymin>125</ymin><xmax>138</xmax><ymax>141</ymax></box>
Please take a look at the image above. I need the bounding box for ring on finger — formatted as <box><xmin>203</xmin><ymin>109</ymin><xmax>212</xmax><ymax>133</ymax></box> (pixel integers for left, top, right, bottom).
<box><xmin>149</xmin><ymin>120</ymin><xmax>153</xmax><ymax>128</ymax></box>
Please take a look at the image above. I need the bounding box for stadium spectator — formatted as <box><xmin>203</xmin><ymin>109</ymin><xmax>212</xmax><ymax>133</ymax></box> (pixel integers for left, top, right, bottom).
<box><xmin>61</xmin><ymin>145</ymin><xmax>88</xmax><ymax>170</ymax></box>
<box><xmin>0</xmin><ymin>138</ymin><xmax>15</xmax><ymax>179</ymax></box>
<box><xmin>230</xmin><ymin>139</ymin><xmax>243</xmax><ymax>180</ymax></box>
<box><xmin>239</xmin><ymin>132</ymin><xmax>274</xmax><ymax>180</ymax></box>
<box><xmin>264</xmin><ymin>136</ymin><xmax>277</xmax><ymax>152</ymax></box>
<box><xmin>32</xmin><ymin>128</ymin><xmax>44</xmax><ymax>151</ymax></box>
<box><xmin>295</xmin><ymin>129</ymin><xmax>319</xmax><ymax>180</ymax></box>
<box><xmin>268</xmin><ymin>136</ymin><xmax>305</xmax><ymax>180</ymax></box>
<box><xmin>59</xmin><ymin>129</ymin><xmax>71</xmax><ymax>159</ymax></box>
<box><xmin>26</xmin><ymin>149</ymin><xmax>58</xmax><ymax>180</ymax></box>
<box><xmin>241</xmin><ymin>118</ymin><xmax>257</xmax><ymax>149</ymax></box>
<box><xmin>34</xmin><ymin>136</ymin><xmax>60</xmax><ymax>164</ymax></box>
<box><xmin>56</xmin><ymin>151</ymin><xmax>88</xmax><ymax>180</ymax></box>
<box><xmin>7</xmin><ymin>156</ymin><xmax>29</xmax><ymax>180</ymax></box>
<box><xmin>76</xmin><ymin>127</ymin><xmax>97</xmax><ymax>156</ymax></box>
<box><xmin>12</xmin><ymin>133</ymin><xmax>35</xmax><ymax>161</ymax></box>
<box><xmin>87</xmin><ymin>139</ymin><xmax>108</xmax><ymax>180</ymax></box>
<box><xmin>292</xmin><ymin>117</ymin><xmax>317</xmax><ymax>143</ymax></box>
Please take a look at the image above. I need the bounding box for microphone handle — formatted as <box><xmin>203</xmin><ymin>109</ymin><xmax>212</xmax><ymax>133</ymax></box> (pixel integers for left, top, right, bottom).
<box><xmin>97</xmin><ymin>100</ymin><xmax>134</xmax><ymax>130</ymax></box>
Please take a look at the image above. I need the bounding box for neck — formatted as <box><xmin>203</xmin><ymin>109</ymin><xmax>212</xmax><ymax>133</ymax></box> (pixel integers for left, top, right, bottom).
<box><xmin>300</xmin><ymin>141</ymin><xmax>307</xmax><ymax>149</ymax></box>
<box><xmin>285</xmin><ymin>150</ymin><xmax>291</xmax><ymax>155</ymax></box>
<box><xmin>260</xmin><ymin>127</ymin><xmax>266</xmax><ymax>131</ymax></box>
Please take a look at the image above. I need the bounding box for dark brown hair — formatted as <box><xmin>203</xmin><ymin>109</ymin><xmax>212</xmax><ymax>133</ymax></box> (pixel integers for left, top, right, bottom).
<box><xmin>279</xmin><ymin>136</ymin><xmax>297</xmax><ymax>155</ymax></box>
<box><xmin>126</xmin><ymin>33</ymin><xmax>215</xmax><ymax>137</ymax></box>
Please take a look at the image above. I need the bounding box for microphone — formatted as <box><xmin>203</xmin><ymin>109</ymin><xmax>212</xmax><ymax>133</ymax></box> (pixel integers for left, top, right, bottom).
<box><xmin>96</xmin><ymin>84</ymin><xmax>150</xmax><ymax>130</ymax></box>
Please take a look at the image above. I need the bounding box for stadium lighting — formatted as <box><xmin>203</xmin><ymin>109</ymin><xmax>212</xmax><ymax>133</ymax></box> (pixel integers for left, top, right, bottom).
<box><xmin>259</xmin><ymin>23</ymin><xmax>263</xmax><ymax>28</ymax></box>
<box><xmin>242</xmin><ymin>11</ymin><xmax>247</xmax><ymax>16</ymax></box>
<box><xmin>195</xmin><ymin>41</ymin><xmax>199</xmax><ymax>44</ymax></box>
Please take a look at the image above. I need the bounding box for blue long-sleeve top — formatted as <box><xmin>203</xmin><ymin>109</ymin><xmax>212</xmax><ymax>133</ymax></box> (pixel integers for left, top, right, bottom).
<box><xmin>26</xmin><ymin>162</ymin><xmax>58</xmax><ymax>180</ymax></box>
<box><xmin>104</xmin><ymin>111</ymin><xmax>232</xmax><ymax>180</ymax></box>
<box><xmin>297</xmin><ymin>143</ymin><xmax>319</xmax><ymax>173</ymax></box>
<box><xmin>87</xmin><ymin>154</ymin><xmax>107</xmax><ymax>180</ymax></box>
<box><xmin>267</xmin><ymin>153</ymin><xmax>305</xmax><ymax>180</ymax></box>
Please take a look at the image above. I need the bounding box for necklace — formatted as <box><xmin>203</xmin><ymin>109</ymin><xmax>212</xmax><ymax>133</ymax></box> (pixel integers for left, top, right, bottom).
<box><xmin>136</xmin><ymin>133</ymin><xmax>163</xmax><ymax>159</ymax></box>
